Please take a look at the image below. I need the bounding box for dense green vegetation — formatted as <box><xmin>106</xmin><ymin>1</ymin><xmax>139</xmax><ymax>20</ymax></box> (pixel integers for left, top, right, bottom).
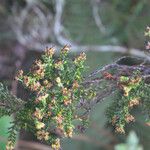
<box><xmin>0</xmin><ymin>0</ymin><xmax>150</xmax><ymax>150</ymax></box>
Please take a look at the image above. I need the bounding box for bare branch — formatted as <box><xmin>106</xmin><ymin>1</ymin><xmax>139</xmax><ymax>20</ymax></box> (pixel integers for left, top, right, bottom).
<box><xmin>9</xmin><ymin>1</ymin><xmax>149</xmax><ymax>61</ymax></box>
<box><xmin>53</xmin><ymin>0</ymin><xmax>75</xmax><ymax>46</ymax></box>
<box><xmin>91</xmin><ymin>0</ymin><xmax>106</xmax><ymax>34</ymax></box>
<box><xmin>10</xmin><ymin>1</ymin><xmax>54</xmax><ymax>48</ymax></box>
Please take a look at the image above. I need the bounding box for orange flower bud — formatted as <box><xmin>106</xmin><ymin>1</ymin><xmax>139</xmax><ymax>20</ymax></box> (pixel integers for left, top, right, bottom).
<box><xmin>45</xmin><ymin>47</ymin><xmax>55</xmax><ymax>57</ymax></box>
<box><xmin>115</xmin><ymin>126</ymin><xmax>125</xmax><ymax>134</ymax></box>
<box><xmin>125</xmin><ymin>114</ymin><xmax>135</xmax><ymax>123</ymax></box>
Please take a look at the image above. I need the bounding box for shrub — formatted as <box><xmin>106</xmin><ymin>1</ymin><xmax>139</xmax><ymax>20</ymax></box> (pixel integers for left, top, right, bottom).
<box><xmin>0</xmin><ymin>29</ymin><xmax>149</xmax><ymax>149</ymax></box>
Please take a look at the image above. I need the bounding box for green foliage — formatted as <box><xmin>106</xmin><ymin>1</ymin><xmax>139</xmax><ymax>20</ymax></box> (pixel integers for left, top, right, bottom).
<box><xmin>139</xmin><ymin>81</ymin><xmax>150</xmax><ymax>124</ymax></box>
<box><xmin>0</xmin><ymin>83</ymin><xmax>25</xmax><ymax>117</ymax></box>
<box><xmin>106</xmin><ymin>76</ymin><xmax>150</xmax><ymax>133</ymax></box>
<box><xmin>0</xmin><ymin>46</ymin><xmax>149</xmax><ymax>149</ymax></box>
<box><xmin>5</xmin><ymin>45</ymin><xmax>88</xmax><ymax>150</ymax></box>
<box><xmin>0</xmin><ymin>116</ymin><xmax>12</xmax><ymax>150</ymax></box>
<box><xmin>6</xmin><ymin>123</ymin><xmax>19</xmax><ymax>150</ymax></box>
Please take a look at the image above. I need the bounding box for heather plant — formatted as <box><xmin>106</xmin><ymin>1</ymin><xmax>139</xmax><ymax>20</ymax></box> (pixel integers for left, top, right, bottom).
<box><xmin>0</xmin><ymin>29</ymin><xmax>150</xmax><ymax>149</ymax></box>
<box><xmin>12</xmin><ymin>46</ymin><xmax>88</xmax><ymax>150</ymax></box>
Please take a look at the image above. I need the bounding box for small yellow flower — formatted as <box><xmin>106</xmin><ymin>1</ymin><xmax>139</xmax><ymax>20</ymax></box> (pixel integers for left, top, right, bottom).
<box><xmin>125</xmin><ymin>114</ymin><xmax>135</xmax><ymax>123</ymax></box>
<box><xmin>115</xmin><ymin>126</ymin><xmax>125</xmax><ymax>134</ymax></box>
<box><xmin>51</xmin><ymin>98</ymin><xmax>56</xmax><ymax>105</ymax></box>
<box><xmin>61</xmin><ymin>45</ymin><xmax>70</xmax><ymax>54</ymax></box>
<box><xmin>74</xmin><ymin>52</ymin><xmax>86</xmax><ymax>64</ymax></box>
<box><xmin>145</xmin><ymin>26</ymin><xmax>150</xmax><ymax>36</ymax></box>
<box><xmin>33</xmin><ymin>108</ymin><xmax>43</xmax><ymax>120</ymax></box>
<box><xmin>54</xmin><ymin>61</ymin><xmax>63</xmax><ymax>70</ymax></box>
<box><xmin>128</xmin><ymin>98</ymin><xmax>140</xmax><ymax>108</ymax></box>
<box><xmin>123</xmin><ymin>86</ymin><xmax>132</xmax><ymax>97</ymax></box>
<box><xmin>15</xmin><ymin>70</ymin><xmax>23</xmax><ymax>80</ymax></box>
<box><xmin>130</xmin><ymin>77</ymin><xmax>141</xmax><ymax>84</ymax></box>
<box><xmin>45</xmin><ymin>47</ymin><xmax>55</xmax><ymax>57</ymax></box>
<box><xmin>56</xmin><ymin>77</ymin><xmax>61</xmax><ymax>84</ymax></box>
<box><xmin>35</xmin><ymin>93</ymin><xmax>49</xmax><ymax>103</ymax></box>
<box><xmin>43</xmin><ymin>80</ymin><xmax>53</xmax><ymax>88</ymax></box>
<box><xmin>63</xmin><ymin>98</ymin><xmax>72</xmax><ymax>106</ymax></box>
<box><xmin>51</xmin><ymin>138</ymin><xmax>61</xmax><ymax>150</ymax></box>
<box><xmin>111</xmin><ymin>115</ymin><xmax>118</xmax><ymax>125</ymax></box>
<box><xmin>6</xmin><ymin>141</ymin><xmax>14</xmax><ymax>150</ymax></box>
<box><xmin>31</xmin><ymin>60</ymin><xmax>45</xmax><ymax>78</ymax></box>
<box><xmin>47</xmin><ymin>111</ymin><xmax>52</xmax><ymax>117</ymax></box>
<box><xmin>23</xmin><ymin>76</ymin><xmax>30</xmax><ymax>87</ymax></box>
<box><xmin>36</xmin><ymin>121</ymin><xmax>45</xmax><ymax>129</ymax></box>
<box><xmin>62</xmin><ymin>87</ymin><xmax>68</xmax><ymax>95</ymax></box>
<box><xmin>37</xmin><ymin>130</ymin><xmax>49</xmax><ymax>141</ymax></box>
<box><xmin>72</xmin><ymin>80</ymin><xmax>79</xmax><ymax>89</ymax></box>
<box><xmin>30</xmin><ymin>81</ymin><xmax>41</xmax><ymax>91</ymax></box>
<box><xmin>65</xmin><ymin>126</ymin><xmax>74</xmax><ymax>138</ymax></box>
<box><xmin>55</xmin><ymin>114</ymin><xmax>64</xmax><ymax>124</ymax></box>
<box><xmin>56</xmin><ymin>77</ymin><xmax>63</xmax><ymax>87</ymax></box>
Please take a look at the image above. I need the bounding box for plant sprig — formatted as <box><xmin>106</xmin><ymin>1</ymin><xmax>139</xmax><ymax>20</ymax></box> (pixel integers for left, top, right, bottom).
<box><xmin>0</xmin><ymin>43</ymin><xmax>149</xmax><ymax>150</ymax></box>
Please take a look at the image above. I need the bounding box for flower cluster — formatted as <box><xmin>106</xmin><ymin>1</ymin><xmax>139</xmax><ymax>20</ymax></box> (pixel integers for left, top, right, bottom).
<box><xmin>36</xmin><ymin>130</ymin><xmax>49</xmax><ymax>140</ymax></box>
<box><xmin>106</xmin><ymin>75</ymin><xmax>142</xmax><ymax>134</ymax></box>
<box><xmin>128</xmin><ymin>98</ymin><xmax>140</xmax><ymax>108</ymax></box>
<box><xmin>145</xmin><ymin>26</ymin><xmax>150</xmax><ymax>54</ymax></box>
<box><xmin>14</xmin><ymin>45</ymin><xmax>87</xmax><ymax>150</ymax></box>
<box><xmin>118</xmin><ymin>76</ymin><xmax>141</xmax><ymax>97</ymax></box>
<box><xmin>3</xmin><ymin>33</ymin><xmax>150</xmax><ymax>150</ymax></box>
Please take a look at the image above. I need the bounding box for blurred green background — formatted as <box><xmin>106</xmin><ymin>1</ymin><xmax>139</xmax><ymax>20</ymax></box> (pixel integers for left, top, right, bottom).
<box><xmin>0</xmin><ymin>0</ymin><xmax>150</xmax><ymax>149</ymax></box>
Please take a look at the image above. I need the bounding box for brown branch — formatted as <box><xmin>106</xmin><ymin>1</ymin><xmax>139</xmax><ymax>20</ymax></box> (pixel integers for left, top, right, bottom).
<box><xmin>16</xmin><ymin>140</ymin><xmax>52</xmax><ymax>150</ymax></box>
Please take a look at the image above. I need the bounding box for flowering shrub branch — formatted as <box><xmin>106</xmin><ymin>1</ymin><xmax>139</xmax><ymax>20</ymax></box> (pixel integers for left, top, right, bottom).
<box><xmin>0</xmin><ymin>29</ymin><xmax>150</xmax><ymax>150</ymax></box>
<box><xmin>6</xmin><ymin>45</ymin><xmax>89</xmax><ymax>150</ymax></box>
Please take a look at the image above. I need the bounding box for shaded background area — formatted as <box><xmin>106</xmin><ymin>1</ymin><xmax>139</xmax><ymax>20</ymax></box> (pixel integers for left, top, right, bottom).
<box><xmin>0</xmin><ymin>0</ymin><xmax>150</xmax><ymax>149</ymax></box>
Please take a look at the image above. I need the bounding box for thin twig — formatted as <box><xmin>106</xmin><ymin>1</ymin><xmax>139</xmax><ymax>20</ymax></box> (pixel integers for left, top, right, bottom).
<box><xmin>91</xmin><ymin>0</ymin><xmax>106</xmax><ymax>34</ymax></box>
